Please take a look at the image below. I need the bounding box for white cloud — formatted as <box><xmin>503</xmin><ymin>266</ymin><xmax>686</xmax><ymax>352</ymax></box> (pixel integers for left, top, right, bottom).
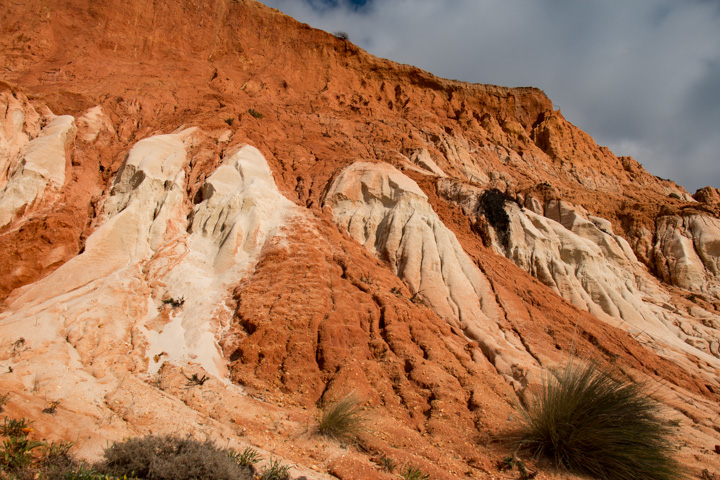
<box><xmin>260</xmin><ymin>0</ymin><xmax>720</xmax><ymax>191</ymax></box>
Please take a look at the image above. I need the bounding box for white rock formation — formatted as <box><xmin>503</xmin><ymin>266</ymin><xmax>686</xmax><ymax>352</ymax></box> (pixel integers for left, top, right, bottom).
<box><xmin>143</xmin><ymin>144</ymin><xmax>298</xmax><ymax>374</ymax></box>
<box><xmin>410</xmin><ymin>148</ymin><xmax>447</xmax><ymax>177</ymax></box>
<box><xmin>0</xmin><ymin>92</ymin><xmax>44</xmax><ymax>188</ymax></box>
<box><xmin>324</xmin><ymin>161</ymin><xmax>537</xmax><ymax>385</ymax></box>
<box><xmin>655</xmin><ymin>214</ymin><xmax>720</xmax><ymax>296</ymax></box>
<box><xmin>438</xmin><ymin>180</ymin><xmax>720</xmax><ymax>376</ymax></box>
<box><xmin>0</xmin><ymin>114</ymin><xmax>76</xmax><ymax>228</ymax></box>
<box><xmin>0</xmin><ymin>133</ymin><xmax>297</xmax><ymax>435</ymax></box>
<box><xmin>76</xmin><ymin>106</ymin><xmax>115</xmax><ymax>143</ymax></box>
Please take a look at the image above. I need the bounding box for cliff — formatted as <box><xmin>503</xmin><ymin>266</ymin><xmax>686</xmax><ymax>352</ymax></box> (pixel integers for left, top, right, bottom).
<box><xmin>1</xmin><ymin>1</ymin><xmax>719</xmax><ymax>479</ymax></box>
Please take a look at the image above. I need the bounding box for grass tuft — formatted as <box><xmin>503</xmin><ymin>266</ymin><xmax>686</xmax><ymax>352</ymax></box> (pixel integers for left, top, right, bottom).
<box><xmin>259</xmin><ymin>458</ymin><xmax>290</xmax><ymax>480</ymax></box>
<box><xmin>516</xmin><ymin>361</ymin><xmax>682</xmax><ymax>480</ymax></box>
<box><xmin>314</xmin><ymin>394</ymin><xmax>366</xmax><ymax>443</ymax></box>
<box><xmin>229</xmin><ymin>446</ymin><xmax>262</xmax><ymax>467</ymax></box>
<box><xmin>400</xmin><ymin>465</ymin><xmax>430</xmax><ymax>480</ymax></box>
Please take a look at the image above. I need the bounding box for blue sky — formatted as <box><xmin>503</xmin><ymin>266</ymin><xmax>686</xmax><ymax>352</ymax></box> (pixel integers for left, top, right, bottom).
<box><xmin>259</xmin><ymin>0</ymin><xmax>720</xmax><ymax>191</ymax></box>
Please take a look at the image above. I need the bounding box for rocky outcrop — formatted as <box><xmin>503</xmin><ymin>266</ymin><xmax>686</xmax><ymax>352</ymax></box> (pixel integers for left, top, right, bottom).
<box><xmin>0</xmin><ymin>113</ymin><xmax>75</xmax><ymax>228</ymax></box>
<box><xmin>325</xmin><ymin>162</ymin><xmax>537</xmax><ymax>385</ymax></box>
<box><xmin>0</xmin><ymin>130</ymin><xmax>299</xmax><ymax>447</ymax></box>
<box><xmin>655</xmin><ymin>214</ymin><xmax>720</xmax><ymax>295</ymax></box>
<box><xmin>439</xmin><ymin>180</ymin><xmax>720</xmax><ymax>376</ymax></box>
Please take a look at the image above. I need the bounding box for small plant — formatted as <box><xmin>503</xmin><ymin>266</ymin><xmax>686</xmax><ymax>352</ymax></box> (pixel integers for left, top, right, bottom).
<box><xmin>1</xmin><ymin>417</ymin><xmax>33</xmax><ymax>438</ymax></box>
<box><xmin>43</xmin><ymin>399</ymin><xmax>61</xmax><ymax>414</ymax></box>
<box><xmin>0</xmin><ymin>416</ymin><xmax>131</xmax><ymax>479</ymax></box>
<box><xmin>390</xmin><ymin>286</ymin><xmax>403</xmax><ymax>297</ymax></box>
<box><xmin>497</xmin><ymin>455</ymin><xmax>515</xmax><ymax>472</ymax></box>
<box><xmin>101</xmin><ymin>434</ymin><xmax>252</xmax><ymax>480</ymax></box>
<box><xmin>1</xmin><ymin>434</ymin><xmax>45</xmax><ymax>470</ymax></box>
<box><xmin>702</xmin><ymin>469</ymin><xmax>719</xmax><ymax>480</ymax></box>
<box><xmin>0</xmin><ymin>393</ymin><xmax>8</xmax><ymax>413</ymax></box>
<box><xmin>409</xmin><ymin>291</ymin><xmax>426</xmax><ymax>306</ymax></box>
<box><xmin>184</xmin><ymin>373</ymin><xmax>209</xmax><ymax>387</ymax></box>
<box><xmin>229</xmin><ymin>446</ymin><xmax>262</xmax><ymax>467</ymax></box>
<box><xmin>42</xmin><ymin>439</ymin><xmax>74</xmax><ymax>460</ymax></box>
<box><xmin>516</xmin><ymin>361</ymin><xmax>681</xmax><ymax>480</ymax></box>
<box><xmin>400</xmin><ymin>465</ymin><xmax>430</xmax><ymax>480</ymax></box>
<box><xmin>376</xmin><ymin>454</ymin><xmax>395</xmax><ymax>473</ymax></box>
<box><xmin>0</xmin><ymin>417</ymin><xmax>44</xmax><ymax>471</ymax></box>
<box><xmin>247</xmin><ymin>108</ymin><xmax>264</xmax><ymax>119</ymax></box>
<box><xmin>259</xmin><ymin>458</ymin><xmax>290</xmax><ymax>480</ymax></box>
<box><xmin>12</xmin><ymin>337</ymin><xmax>26</xmax><ymax>351</ymax></box>
<box><xmin>333</xmin><ymin>31</ymin><xmax>349</xmax><ymax>40</ymax></box>
<box><xmin>315</xmin><ymin>394</ymin><xmax>366</xmax><ymax>443</ymax></box>
<box><xmin>162</xmin><ymin>297</ymin><xmax>184</xmax><ymax>308</ymax></box>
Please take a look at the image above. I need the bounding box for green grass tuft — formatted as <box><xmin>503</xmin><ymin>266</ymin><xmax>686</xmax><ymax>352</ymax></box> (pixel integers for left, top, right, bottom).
<box><xmin>259</xmin><ymin>458</ymin><xmax>290</xmax><ymax>480</ymax></box>
<box><xmin>229</xmin><ymin>446</ymin><xmax>262</xmax><ymax>467</ymax></box>
<box><xmin>400</xmin><ymin>465</ymin><xmax>430</xmax><ymax>480</ymax></box>
<box><xmin>516</xmin><ymin>361</ymin><xmax>682</xmax><ymax>480</ymax></box>
<box><xmin>314</xmin><ymin>394</ymin><xmax>366</xmax><ymax>443</ymax></box>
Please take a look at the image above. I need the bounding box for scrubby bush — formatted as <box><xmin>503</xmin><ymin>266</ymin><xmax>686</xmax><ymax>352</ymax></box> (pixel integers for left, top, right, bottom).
<box><xmin>516</xmin><ymin>361</ymin><xmax>682</xmax><ymax>480</ymax></box>
<box><xmin>100</xmin><ymin>435</ymin><xmax>253</xmax><ymax>480</ymax></box>
<box><xmin>0</xmin><ymin>416</ymin><xmax>102</xmax><ymax>479</ymax></box>
<box><xmin>314</xmin><ymin>394</ymin><xmax>366</xmax><ymax>443</ymax></box>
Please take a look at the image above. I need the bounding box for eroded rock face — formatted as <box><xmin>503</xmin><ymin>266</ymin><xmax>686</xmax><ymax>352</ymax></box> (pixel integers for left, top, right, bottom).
<box><xmin>0</xmin><ymin>114</ymin><xmax>76</xmax><ymax>228</ymax></box>
<box><xmin>325</xmin><ymin>162</ymin><xmax>537</xmax><ymax>385</ymax></box>
<box><xmin>438</xmin><ymin>180</ymin><xmax>720</xmax><ymax>378</ymax></box>
<box><xmin>655</xmin><ymin>214</ymin><xmax>720</xmax><ymax>295</ymax></box>
<box><xmin>0</xmin><ymin>131</ymin><xmax>299</xmax><ymax>451</ymax></box>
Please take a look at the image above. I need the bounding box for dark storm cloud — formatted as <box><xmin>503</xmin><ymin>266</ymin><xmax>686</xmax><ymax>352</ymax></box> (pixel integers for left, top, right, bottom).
<box><xmin>260</xmin><ymin>0</ymin><xmax>720</xmax><ymax>191</ymax></box>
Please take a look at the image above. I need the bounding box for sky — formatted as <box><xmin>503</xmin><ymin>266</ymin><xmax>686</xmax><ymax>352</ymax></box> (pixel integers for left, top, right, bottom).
<box><xmin>258</xmin><ymin>0</ymin><xmax>720</xmax><ymax>192</ymax></box>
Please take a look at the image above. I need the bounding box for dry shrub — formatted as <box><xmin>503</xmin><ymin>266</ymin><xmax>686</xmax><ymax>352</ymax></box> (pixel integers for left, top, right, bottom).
<box><xmin>101</xmin><ymin>434</ymin><xmax>253</xmax><ymax>480</ymax></box>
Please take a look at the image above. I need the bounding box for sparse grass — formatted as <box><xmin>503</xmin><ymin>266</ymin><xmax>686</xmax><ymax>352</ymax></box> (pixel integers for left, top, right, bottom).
<box><xmin>376</xmin><ymin>454</ymin><xmax>395</xmax><ymax>473</ymax></box>
<box><xmin>229</xmin><ymin>446</ymin><xmax>262</xmax><ymax>467</ymax></box>
<box><xmin>315</xmin><ymin>394</ymin><xmax>366</xmax><ymax>443</ymax></box>
<box><xmin>400</xmin><ymin>465</ymin><xmax>430</xmax><ymax>480</ymax></box>
<box><xmin>259</xmin><ymin>458</ymin><xmax>290</xmax><ymax>480</ymax></box>
<box><xmin>1</xmin><ymin>417</ymin><xmax>33</xmax><ymax>437</ymax></box>
<box><xmin>0</xmin><ymin>394</ymin><xmax>8</xmax><ymax>413</ymax></box>
<box><xmin>1</xmin><ymin>432</ymin><xmax>45</xmax><ymax>470</ymax></box>
<box><xmin>184</xmin><ymin>373</ymin><xmax>209</xmax><ymax>387</ymax></box>
<box><xmin>516</xmin><ymin>361</ymin><xmax>682</xmax><ymax>480</ymax></box>
<box><xmin>42</xmin><ymin>399</ymin><xmax>61</xmax><ymax>414</ymax></box>
<box><xmin>247</xmin><ymin>108</ymin><xmax>264</xmax><ymax>119</ymax></box>
<box><xmin>333</xmin><ymin>31</ymin><xmax>349</xmax><ymax>40</ymax></box>
<box><xmin>101</xmin><ymin>434</ymin><xmax>253</xmax><ymax>480</ymax></box>
<box><xmin>409</xmin><ymin>291</ymin><xmax>426</xmax><ymax>306</ymax></box>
